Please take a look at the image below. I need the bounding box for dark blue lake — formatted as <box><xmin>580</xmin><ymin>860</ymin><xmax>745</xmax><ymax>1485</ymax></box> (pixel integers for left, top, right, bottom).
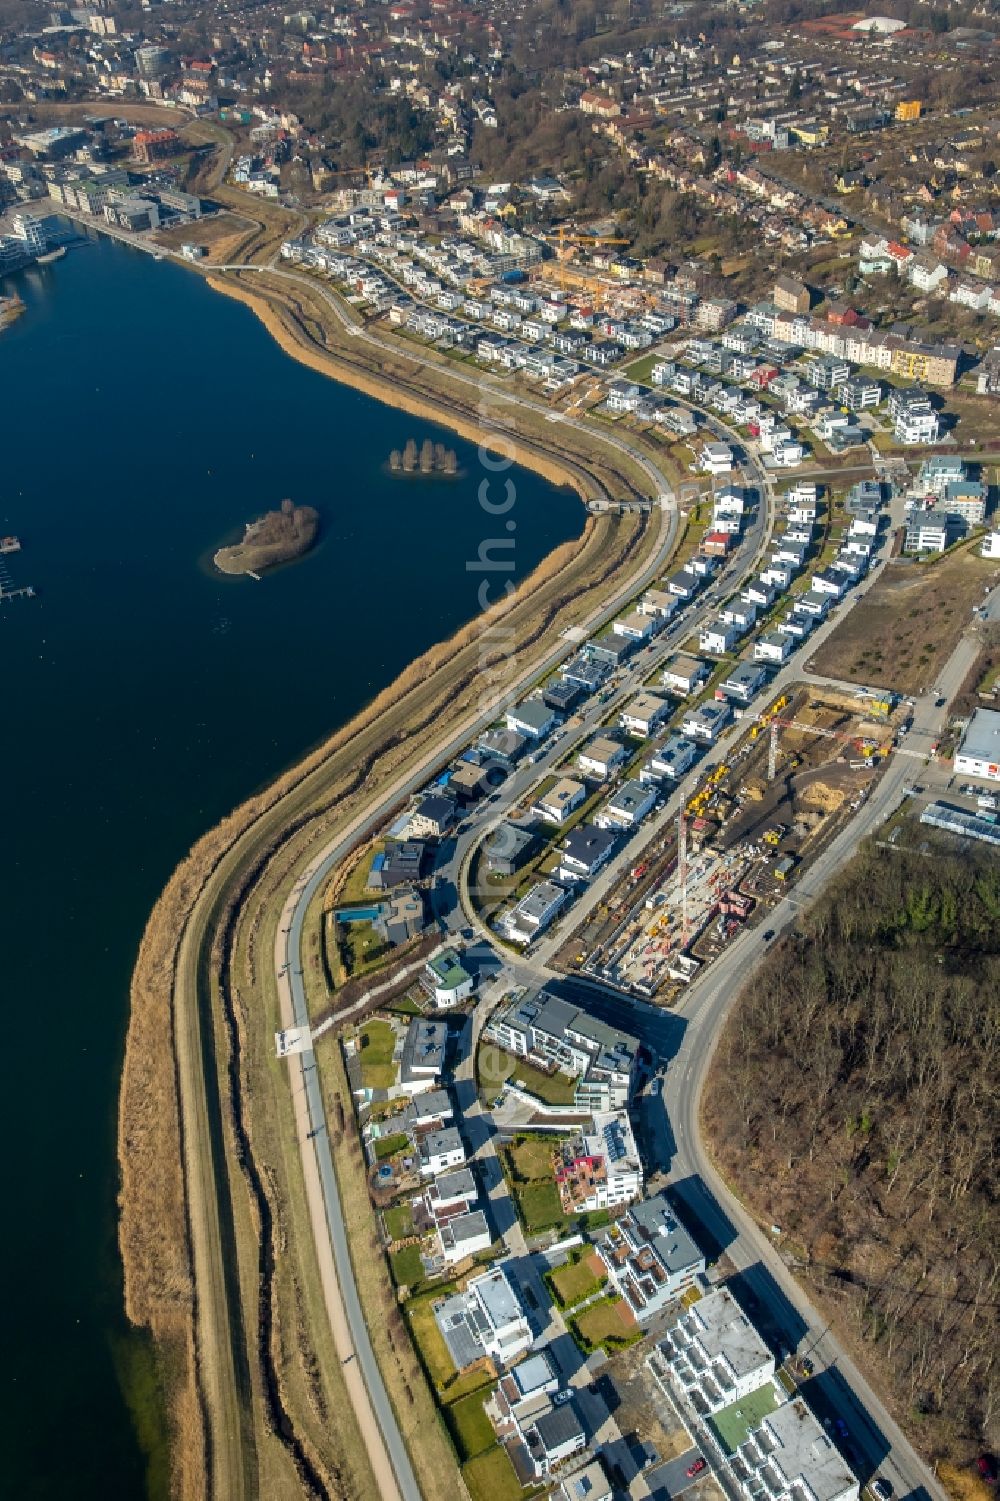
<box><xmin>0</xmin><ymin>235</ymin><xmax>582</xmax><ymax>1496</ymax></box>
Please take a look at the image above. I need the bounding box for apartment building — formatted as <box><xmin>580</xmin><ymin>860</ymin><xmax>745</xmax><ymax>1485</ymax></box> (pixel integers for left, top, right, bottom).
<box><xmin>553</xmin><ymin>1110</ymin><xmax>644</xmax><ymax>1214</ymax></box>
<box><xmin>650</xmin><ymin>1286</ymin><xmax>776</xmax><ymax>1416</ymax></box>
<box><xmin>596</xmin><ymin>1192</ymin><xmax>705</xmax><ymax>1321</ymax></box>
<box><xmin>487</xmin><ymin>989</ymin><xmax>638</xmax><ymax>1110</ymax></box>
<box><xmin>728</xmin><ymin>1401</ymin><xmax>859</xmax><ymax>1501</ymax></box>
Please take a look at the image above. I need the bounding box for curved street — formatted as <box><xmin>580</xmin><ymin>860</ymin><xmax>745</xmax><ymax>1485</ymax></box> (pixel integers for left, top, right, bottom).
<box><xmin>256</xmin><ymin>273</ymin><xmax>960</xmax><ymax>1501</ymax></box>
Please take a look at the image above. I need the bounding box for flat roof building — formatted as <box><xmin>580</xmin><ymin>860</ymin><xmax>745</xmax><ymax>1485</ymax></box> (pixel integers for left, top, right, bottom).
<box><xmin>487</xmin><ymin>987</ymin><xmax>639</xmax><ymax>1110</ymax></box>
<box><xmin>596</xmin><ymin>1190</ymin><xmax>705</xmax><ymax>1321</ymax></box>
<box><xmin>435</xmin><ymin>1262</ymin><xmax>533</xmax><ymax>1370</ymax></box>
<box><xmin>535</xmin><ymin>777</ymin><xmax>586</xmax><ymax>825</ymax></box>
<box><xmin>503</xmin><ymin>879</ymin><xmax>570</xmax><ymax>945</ymax></box>
<box><xmin>423</xmin><ymin>947</ymin><xmax>475</xmax><ymax>1008</ymax></box>
<box><xmin>652</xmin><ymin>1286</ymin><xmax>776</xmax><ymax>1416</ymax></box>
<box><xmin>554</xmin><ymin>1108</ymin><xmax>643</xmax><ymax>1214</ymax></box>
<box><xmin>953</xmin><ymin>707</ymin><xmax>1000</xmax><ymax>782</ymax></box>
<box><xmin>729</xmin><ymin>1400</ymin><xmax>859</xmax><ymax>1501</ymax></box>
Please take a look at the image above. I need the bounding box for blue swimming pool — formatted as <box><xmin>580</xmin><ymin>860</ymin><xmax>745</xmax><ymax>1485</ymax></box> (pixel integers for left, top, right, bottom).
<box><xmin>334</xmin><ymin>906</ymin><xmax>382</xmax><ymax>923</ymax></box>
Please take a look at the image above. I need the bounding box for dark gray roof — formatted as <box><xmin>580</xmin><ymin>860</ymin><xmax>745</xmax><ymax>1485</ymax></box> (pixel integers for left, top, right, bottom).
<box><xmin>533</xmin><ymin>1402</ymin><xmax>585</xmax><ymax>1452</ymax></box>
<box><xmin>562</xmin><ymin>823</ymin><xmax>617</xmax><ymax>866</ymax></box>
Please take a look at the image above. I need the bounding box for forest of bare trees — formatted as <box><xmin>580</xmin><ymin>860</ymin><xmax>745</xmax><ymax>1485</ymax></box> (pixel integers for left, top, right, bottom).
<box><xmin>703</xmin><ymin>840</ymin><xmax>999</xmax><ymax>1468</ymax></box>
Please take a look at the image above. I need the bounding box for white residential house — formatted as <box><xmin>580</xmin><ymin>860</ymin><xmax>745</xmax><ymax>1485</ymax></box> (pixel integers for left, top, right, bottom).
<box><xmin>795</xmin><ymin>588</ymin><xmax>832</xmax><ymax>619</ymax></box>
<box><xmin>643</xmin><ymin>734</ymin><xmax>700</xmax><ymax>783</ymax></box>
<box><xmin>663</xmin><ymin>654</ymin><xmax>710</xmax><ymax>697</ymax></box>
<box><xmin>754</xmin><ymin>632</ymin><xmax>794</xmax><ymax>665</ymax></box>
<box><xmin>613</xmin><ymin>610</ymin><xmax>656</xmax><ymax>643</ymax></box>
<box><xmin>559</xmin><ymin>1460</ymin><xmax>613</xmax><ymax>1501</ymax></box>
<box><xmin>506</xmin><ymin>700</ymin><xmax>558</xmax><ymax>739</ymax></box>
<box><xmin>771</xmin><ymin>438</ymin><xmax>806</xmax><ymax>467</ymax></box>
<box><xmin>419</xmin><ymin>1126</ymin><xmax>467</xmax><ymax>1177</ymax></box>
<box><xmin>424</xmin><ymin>948</ymin><xmax>475</xmax><ymax>1008</ymax></box>
<box><xmin>620</xmin><ymin>692</ymin><xmax>671</xmax><ymax>738</ymax></box>
<box><xmin>595</xmin><ymin>780</ymin><xmax>657</xmax><ymax>831</ymax></box>
<box><xmin>578</xmin><ymin>735</ymin><xmax>628</xmax><ymax>781</ymax></box>
<box><xmin>558</xmin><ymin>823</ymin><xmax>618</xmax><ymax>884</ymax></box>
<box><xmin>779</xmin><ymin>612</ymin><xmax>813</xmax><ymax>640</ymax></box>
<box><xmin>701</xmin><ymin>441</ymin><xmax>735</xmax><ymax>475</ymax></box>
<box><xmin>743</xmin><ymin>576</ymin><xmax>779</xmax><ymax>609</ymax></box>
<box><xmin>526</xmin><ymin>1407</ymin><xmax>587</xmax><ymax>1478</ymax></box>
<box><xmin>721</xmin><ymin>600</ymin><xmax>757</xmax><ymax>632</ymax></box>
<box><xmin>639</xmin><ymin>588</ymin><xmax>681</xmax><ymax>622</ymax></box>
<box><xmin>438</xmin><ymin>1210</ymin><xmax>492</xmax><ymax>1265</ymax></box>
<box><xmin>434</xmin><ymin>1263</ymin><xmax>533</xmax><ymax>1369</ymax></box>
<box><xmin>908</xmin><ymin>256</ymin><xmax>950</xmax><ymax>294</ymax></box>
<box><xmin>720</xmin><ymin>661</ymin><xmax>768</xmax><ymax>703</ymax></box>
<box><xmin>681</xmin><ymin>701</ymin><xmax>732</xmax><ymax>744</ymax></box>
<box><xmin>534</xmin><ymin>778</ymin><xmax>587</xmax><ymax>825</ymax></box>
<box><xmin>811</xmin><ymin>568</ymin><xmax>849</xmax><ymax>597</ymax></box>
<box><xmin>699</xmin><ymin>619</ymin><xmax>740</xmax><ymax>656</ymax></box>
<box><xmin>503</xmin><ymin>880</ymin><xmax>570</xmax><ymax>945</ymax></box>
<box><xmin>981</xmin><ymin>532</ymin><xmax>1000</xmax><ymax>559</ymax></box>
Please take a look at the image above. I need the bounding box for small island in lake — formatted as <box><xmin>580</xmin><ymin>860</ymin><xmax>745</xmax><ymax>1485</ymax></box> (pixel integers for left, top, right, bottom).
<box><xmin>0</xmin><ymin>293</ymin><xmax>25</xmax><ymax>332</ymax></box>
<box><xmin>389</xmin><ymin>437</ymin><xmax>458</xmax><ymax>476</ymax></box>
<box><xmin>214</xmin><ymin>498</ymin><xmax>320</xmax><ymax>576</ymax></box>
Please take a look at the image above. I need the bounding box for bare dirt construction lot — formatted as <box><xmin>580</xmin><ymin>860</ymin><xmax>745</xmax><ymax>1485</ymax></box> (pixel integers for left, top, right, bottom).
<box><xmin>152</xmin><ymin>212</ymin><xmax>257</xmax><ymax>263</ymax></box>
<box><xmin>809</xmin><ymin>547</ymin><xmax>1000</xmax><ymax>695</ymax></box>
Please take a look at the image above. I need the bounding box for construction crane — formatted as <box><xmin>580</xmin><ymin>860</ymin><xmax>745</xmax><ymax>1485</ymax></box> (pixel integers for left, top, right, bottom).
<box><xmin>540</xmin><ymin>226</ymin><xmax>630</xmax><ymax>294</ymax></box>
<box><xmin>766</xmin><ymin>717</ymin><xmax>888</xmax><ymax>782</ymax></box>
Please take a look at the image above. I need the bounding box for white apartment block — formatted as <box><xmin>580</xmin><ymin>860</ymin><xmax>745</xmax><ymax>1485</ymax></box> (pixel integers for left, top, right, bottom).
<box><xmin>650</xmin><ymin>1287</ymin><xmax>775</xmax><ymax>1416</ymax></box>
<box><xmin>728</xmin><ymin>1401</ymin><xmax>859</xmax><ymax>1501</ymax></box>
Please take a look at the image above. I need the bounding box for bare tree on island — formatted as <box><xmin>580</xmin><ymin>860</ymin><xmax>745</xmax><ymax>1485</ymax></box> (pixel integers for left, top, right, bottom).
<box><xmin>390</xmin><ymin>436</ymin><xmax>459</xmax><ymax>475</ymax></box>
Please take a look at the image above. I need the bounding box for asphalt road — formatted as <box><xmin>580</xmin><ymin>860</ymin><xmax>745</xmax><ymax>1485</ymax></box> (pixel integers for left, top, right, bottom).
<box><xmin>656</xmin><ymin>665</ymin><xmax>963</xmax><ymax>1501</ymax></box>
<box><xmin>266</xmin><ymin>395</ymin><xmax>691</xmax><ymax>1497</ymax></box>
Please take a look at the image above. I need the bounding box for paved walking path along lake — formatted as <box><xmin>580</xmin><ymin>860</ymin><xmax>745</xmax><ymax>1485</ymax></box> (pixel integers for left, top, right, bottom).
<box><xmin>0</xmin><ymin>234</ymin><xmax>581</xmax><ymax>1498</ymax></box>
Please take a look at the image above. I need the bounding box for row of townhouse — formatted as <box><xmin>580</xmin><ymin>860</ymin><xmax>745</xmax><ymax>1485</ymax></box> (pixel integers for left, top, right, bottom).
<box><xmin>736</xmin><ymin>295</ymin><xmax>961</xmax><ymax>387</ymax></box>
<box><xmin>667</xmin><ymin>323</ymin><xmax>941</xmax><ymax>446</ymax></box>
<box><xmin>493</xmin><ymin>540</ymin><xmax>732</xmax><ymax>945</ymax></box>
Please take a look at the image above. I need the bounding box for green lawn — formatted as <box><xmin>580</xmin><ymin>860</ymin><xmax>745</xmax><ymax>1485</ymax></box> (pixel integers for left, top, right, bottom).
<box><xmin>406</xmin><ymin>1291</ymin><xmax>458</xmax><ymax>1389</ymax></box>
<box><xmin>623</xmin><ymin>352</ymin><xmax>661</xmax><ymax>384</ymax></box>
<box><xmin>480</xmin><ymin>1046</ymin><xmax>578</xmax><ymax>1106</ymax></box>
<box><xmin>547</xmin><ymin>1251</ymin><xmax>607</xmax><ymax>1310</ymax></box>
<box><xmin>517</xmin><ymin>1180</ymin><xmax>566</xmax><ymax>1233</ymax></box>
<box><xmin>462</xmin><ymin>1445</ymin><xmax>535</xmax><ymax>1501</ymax></box>
<box><xmin>358</xmin><ymin>1020</ymin><xmax>397</xmax><ymax>1089</ymax></box>
<box><xmin>708</xmin><ymin>1382</ymin><xmax>781</xmax><ymax>1455</ymax></box>
<box><xmin>571</xmin><ymin>1295</ymin><xmax>641</xmax><ymax>1354</ymax></box>
<box><xmin>374</xmin><ymin>1131</ymin><xmax>409</xmax><ymax>1161</ymax></box>
<box><xmin>342</xmin><ymin>919</ymin><xmax>390</xmax><ymax>979</ymax></box>
<box><xmin>337</xmin><ymin>843</ymin><xmax>383</xmax><ymax>903</ymax></box>
<box><xmin>389</xmin><ymin>1243</ymin><xmax>425</xmax><ymax>1289</ymax></box>
<box><xmin>384</xmin><ymin>1202</ymin><xmax>414</xmax><ymax>1240</ymax></box>
<box><xmin>446</xmin><ymin>1388</ymin><xmax>497</xmax><ymax>1461</ymax></box>
<box><xmin>508</xmin><ymin>1136</ymin><xmax>559</xmax><ymax>1181</ymax></box>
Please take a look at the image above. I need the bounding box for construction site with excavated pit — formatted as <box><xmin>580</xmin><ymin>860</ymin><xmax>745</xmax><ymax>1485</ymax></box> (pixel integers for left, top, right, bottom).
<box><xmin>553</xmin><ymin>682</ymin><xmax>906</xmax><ymax>1000</ymax></box>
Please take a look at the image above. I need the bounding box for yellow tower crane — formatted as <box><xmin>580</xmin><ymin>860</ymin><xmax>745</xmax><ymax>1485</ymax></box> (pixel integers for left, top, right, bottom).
<box><xmin>541</xmin><ymin>227</ymin><xmax>631</xmax><ymax>297</ymax></box>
